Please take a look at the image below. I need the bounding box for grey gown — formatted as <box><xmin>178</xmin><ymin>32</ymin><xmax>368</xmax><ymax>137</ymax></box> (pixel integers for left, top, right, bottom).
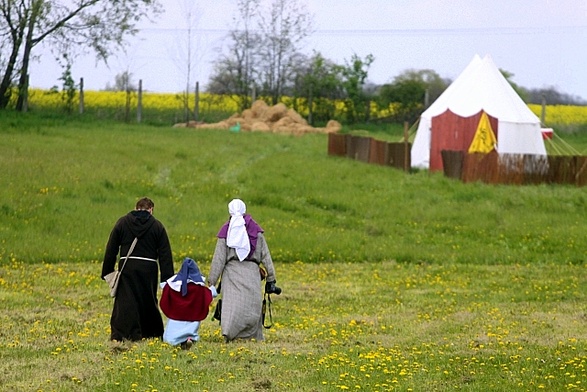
<box><xmin>208</xmin><ymin>232</ymin><xmax>276</xmax><ymax>341</ymax></box>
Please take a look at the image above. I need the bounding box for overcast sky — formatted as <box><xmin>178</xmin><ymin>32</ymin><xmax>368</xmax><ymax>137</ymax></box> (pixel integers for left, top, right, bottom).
<box><xmin>29</xmin><ymin>0</ymin><xmax>587</xmax><ymax>100</ymax></box>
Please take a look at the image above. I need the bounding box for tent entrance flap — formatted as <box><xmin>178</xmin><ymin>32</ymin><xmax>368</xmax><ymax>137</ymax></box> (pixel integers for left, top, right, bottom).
<box><xmin>429</xmin><ymin>109</ymin><xmax>498</xmax><ymax>172</ymax></box>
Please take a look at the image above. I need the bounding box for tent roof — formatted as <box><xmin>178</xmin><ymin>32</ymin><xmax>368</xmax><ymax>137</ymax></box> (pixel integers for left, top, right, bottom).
<box><xmin>421</xmin><ymin>54</ymin><xmax>539</xmax><ymax>124</ymax></box>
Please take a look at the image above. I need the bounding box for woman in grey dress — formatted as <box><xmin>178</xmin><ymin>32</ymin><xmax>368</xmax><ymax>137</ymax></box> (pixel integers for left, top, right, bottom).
<box><xmin>208</xmin><ymin>199</ymin><xmax>279</xmax><ymax>342</ymax></box>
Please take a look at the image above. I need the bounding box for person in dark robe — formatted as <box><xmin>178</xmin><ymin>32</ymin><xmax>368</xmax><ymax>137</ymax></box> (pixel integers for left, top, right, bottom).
<box><xmin>101</xmin><ymin>197</ymin><xmax>174</xmax><ymax>342</ymax></box>
<box><xmin>207</xmin><ymin>199</ymin><xmax>279</xmax><ymax>342</ymax></box>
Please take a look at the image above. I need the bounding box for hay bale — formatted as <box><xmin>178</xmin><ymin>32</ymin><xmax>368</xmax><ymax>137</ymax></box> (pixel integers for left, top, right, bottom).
<box><xmin>273</xmin><ymin>116</ymin><xmax>294</xmax><ymax>128</ymax></box>
<box><xmin>251</xmin><ymin>121</ymin><xmax>271</xmax><ymax>132</ymax></box>
<box><xmin>262</xmin><ymin>103</ymin><xmax>288</xmax><ymax>123</ymax></box>
<box><xmin>325</xmin><ymin>120</ymin><xmax>342</xmax><ymax>133</ymax></box>
<box><xmin>298</xmin><ymin>125</ymin><xmax>320</xmax><ymax>134</ymax></box>
<box><xmin>226</xmin><ymin>117</ymin><xmax>245</xmax><ymax>127</ymax></box>
<box><xmin>251</xmin><ymin>100</ymin><xmax>269</xmax><ymax>117</ymax></box>
<box><xmin>272</xmin><ymin>124</ymin><xmax>291</xmax><ymax>133</ymax></box>
<box><xmin>273</xmin><ymin>120</ymin><xmax>303</xmax><ymax>134</ymax></box>
<box><xmin>183</xmin><ymin>99</ymin><xmax>340</xmax><ymax>135</ymax></box>
<box><xmin>293</xmin><ymin>125</ymin><xmax>315</xmax><ymax>136</ymax></box>
<box><xmin>286</xmin><ymin>109</ymin><xmax>308</xmax><ymax>125</ymax></box>
<box><xmin>271</xmin><ymin>119</ymin><xmax>288</xmax><ymax>133</ymax></box>
<box><xmin>194</xmin><ymin>121</ymin><xmax>230</xmax><ymax>130</ymax></box>
<box><xmin>239</xmin><ymin>122</ymin><xmax>252</xmax><ymax>132</ymax></box>
<box><xmin>183</xmin><ymin>121</ymin><xmax>205</xmax><ymax>128</ymax></box>
<box><xmin>242</xmin><ymin>109</ymin><xmax>255</xmax><ymax>120</ymax></box>
<box><xmin>293</xmin><ymin>124</ymin><xmax>311</xmax><ymax>135</ymax></box>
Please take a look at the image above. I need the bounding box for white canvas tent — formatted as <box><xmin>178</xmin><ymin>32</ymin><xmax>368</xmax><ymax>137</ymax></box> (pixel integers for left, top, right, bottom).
<box><xmin>411</xmin><ymin>54</ymin><xmax>547</xmax><ymax>170</ymax></box>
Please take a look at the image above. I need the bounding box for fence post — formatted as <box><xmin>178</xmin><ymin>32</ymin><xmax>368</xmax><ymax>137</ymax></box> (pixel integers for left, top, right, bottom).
<box><xmin>194</xmin><ymin>81</ymin><xmax>199</xmax><ymax>122</ymax></box>
<box><xmin>23</xmin><ymin>74</ymin><xmax>29</xmax><ymax>112</ymax></box>
<box><xmin>541</xmin><ymin>94</ymin><xmax>546</xmax><ymax>124</ymax></box>
<box><xmin>308</xmin><ymin>84</ymin><xmax>313</xmax><ymax>126</ymax></box>
<box><xmin>125</xmin><ymin>82</ymin><xmax>131</xmax><ymax>123</ymax></box>
<box><xmin>424</xmin><ymin>88</ymin><xmax>430</xmax><ymax>108</ymax></box>
<box><xmin>137</xmin><ymin>79</ymin><xmax>142</xmax><ymax>123</ymax></box>
<box><xmin>79</xmin><ymin>77</ymin><xmax>84</xmax><ymax>114</ymax></box>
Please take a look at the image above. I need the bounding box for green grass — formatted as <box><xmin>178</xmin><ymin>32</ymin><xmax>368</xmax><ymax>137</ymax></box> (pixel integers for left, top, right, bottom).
<box><xmin>1</xmin><ymin>113</ymin><xmax>586</xmax><ymax>266</ymax></box>
<box><xmin>1</xmin><ymin>260</ymin><xmax>585</xmax><ymax>391</ymax></box>
<box><xmin>1</xmin><ymin>113</ymin><xmax>587</xmax><ymax>391</ymax></box>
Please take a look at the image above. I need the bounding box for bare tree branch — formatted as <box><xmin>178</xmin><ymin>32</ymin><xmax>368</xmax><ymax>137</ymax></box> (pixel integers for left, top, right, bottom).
<box><xmin>0</xmin><ymin>0</ymin><xmax>162</xmax><ymax>110</ymax></box>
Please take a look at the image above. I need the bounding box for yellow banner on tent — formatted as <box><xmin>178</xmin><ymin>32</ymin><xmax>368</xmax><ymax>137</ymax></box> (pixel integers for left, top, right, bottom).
<box><xmin>468</xmin><ymin>112</ymin><xmax>497</xmax><ymax>154</ymax></box>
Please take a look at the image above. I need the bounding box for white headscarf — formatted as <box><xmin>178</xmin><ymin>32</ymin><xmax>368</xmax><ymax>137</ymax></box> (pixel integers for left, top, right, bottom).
<box><xmin>226</xmin><ymin>199</ymin><xmax>250</xmax><ymax>261</ymax></box>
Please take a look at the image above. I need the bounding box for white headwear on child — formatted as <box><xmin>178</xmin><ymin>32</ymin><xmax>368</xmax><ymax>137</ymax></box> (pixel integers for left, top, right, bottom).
<box><xmin>226</xmin><ymin>199</ymin><xmax>250</xmax><ymax>261</ymax></box>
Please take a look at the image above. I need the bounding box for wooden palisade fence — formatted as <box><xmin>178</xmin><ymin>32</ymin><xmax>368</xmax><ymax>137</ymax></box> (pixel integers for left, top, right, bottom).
<box><xmin>327</xmin><ymin>133</ymin><xmax>411</xmax><ymax>172</ymax></box>
<box><xmin>442</xmin><ymin>151</ymin><xmax>587</xmax><ymax>187</ymax></box>
<box><xmin>328</xmin><ymin>133</ymin><xmax>587</xmax><ymax>187</ymax></box>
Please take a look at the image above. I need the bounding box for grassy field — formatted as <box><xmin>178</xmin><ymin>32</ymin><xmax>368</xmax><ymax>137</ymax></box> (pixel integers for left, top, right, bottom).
<box><xmin>1</xmin><ymin>113</ymin><xmax>586</xmax><ymax>391</ymax></box>
<box><xmin>2</xmin><ymin>260</ymin><xmax>585</xmax><ymax>391</ymax></box>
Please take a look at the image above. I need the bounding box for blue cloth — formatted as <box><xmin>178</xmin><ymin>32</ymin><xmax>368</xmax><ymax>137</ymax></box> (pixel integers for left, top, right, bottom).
<box><xmin>163</xmin><ymin>319</ymin><xmax>201</xmax><ymax>345</ymax></box>
<box><xmin>172</xmin><ymin>257</ymin><xmax>204</xmax><ymax>296</ymax></box>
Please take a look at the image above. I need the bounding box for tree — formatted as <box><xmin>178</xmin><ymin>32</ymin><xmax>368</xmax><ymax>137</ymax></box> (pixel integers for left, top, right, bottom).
<box><xmin>207</xmin><ymin>0</ymin><xmax>261</xmax><ymax>112</ymax></box>
<box><xmin>57</xmin><ymin>53</ymin><xmax>76</xmax><ymax>113</ymax></box>
<box><xmin>524</xmin><ymin>86</ymin><xmax>586</xmax><ymax>106</ymax></box>
<box><xmin>291</xmin><ymin>51</ymin><xmax>344</xmax><ymax>125</ymax></box>
<box><xmin>377</xmin><ymin>69</ymin><xmax>449</xmax><ymax>123</ymax></box>
<box><xmin>499</xmin><ymin>69</ymin><xmax>528</xmax><ymax>102</ymax></box>
<box><xmin>104</xmin><ymin>71</ymin><xmax>136</xmax><ymax>92</ymax></box>
<box><xmin>257</xmin><ymin>0</ymin><xmax>313</xmax><ymax>105</ymax></box>
<box><xmin>0</xmin><ymin>0</ymin><xmax>162</xmax><ymax>110</ymax></box>
<box><xmin>377</xmin><ymin>79</ymin><xmax>424</xmax><ymax>123</ymax></box>
<box><xmin>208</xmin><ymin>0</ymin><xmax>313</xmax><ymax>108</ymax></box>
<box><xmin>0</xmin><ymin>7</ymin><xmax>11</xmax><ymax>85</ymax></box>
<box><xmin>102</xmin><ymin>70</ymin><xmax>136</xmax><ymax>122</ymax></box>
<box><xmin>500</xmin><ymin>70</ymin><xmax>585</xmax><ymax>105</ymax></box>
<box><xmin>169</xmin><ymin>0</ymin><xmax>205</xmax><ymax>122</ymax></box>
<box><xmin>390</xmin><ymin>69</ymin><xmax>449</xmax><ymax>106</ymax></box>
<box><xmin>340</xmin><ymin>53</ymin><xmax>374</xmax><ymax>123</ymax></box>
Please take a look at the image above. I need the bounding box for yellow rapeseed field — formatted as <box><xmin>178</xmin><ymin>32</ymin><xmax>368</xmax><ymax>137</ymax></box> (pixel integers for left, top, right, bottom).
<box><xmin>27</xmin><ymin>88</ymin><xmax>240</xmax><ymax>113</ymax></box>
<box><xmin>25</xmin><ymin>88</ymin><xmax>587</xmax><ymax>126</ymax></box>
<box><xmin>528</xmin><ymin>103</ymin><xmax>587</xmax><ymax>126</ymax></box>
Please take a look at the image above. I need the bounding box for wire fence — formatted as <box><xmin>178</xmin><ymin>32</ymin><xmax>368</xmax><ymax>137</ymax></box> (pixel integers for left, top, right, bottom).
<box><xmin>23</xmin><ymin>79</ymin><xmax>238</xmax><ymax>126</ymax></box>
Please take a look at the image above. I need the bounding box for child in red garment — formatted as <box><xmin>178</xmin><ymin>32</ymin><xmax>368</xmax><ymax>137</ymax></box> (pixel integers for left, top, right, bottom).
<box><xmin>159</xmin><ymin>257</ymin><xmax>216</xmax><ymax>348</ymax></box>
